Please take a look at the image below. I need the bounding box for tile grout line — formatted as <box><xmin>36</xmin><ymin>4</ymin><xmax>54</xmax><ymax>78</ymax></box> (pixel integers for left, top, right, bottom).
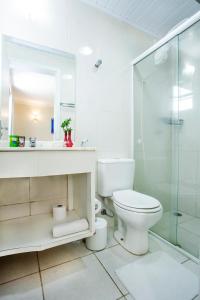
<box><xmin>39</xmin><ymin>251</ymin><xmax>93</xmax><ymax>272</ymax></box>
<box><xmin>0</xmin><ymin>248</ymin><xmax>93</xmax><ymax>286</ymax></box>
<box><xmin>0</xmin><ymin>239</ymin><xmax>118</xmax><ymax>287</ymax></box>
<box><xmin>37</xmin><ymin>252</ymin><xmax>45</xmax><ymax>300</ymax></box>
<box><xmin>117</xmin><ymin>295</ymin><xmax>130</xmax><ymax>300</ymax></box>
<box><xmin>94</xmin><ymin>252</ymin><xmax>124</xmax><ymax>298</ymax></box>
<box><xmin>181</xmin><ymin>258</ymin><xmax>190</xmax><ymax>264</ymax></box>
<box><xmin>38</xmin><ymin>240</ymin><xmax>118</xmax><ymax>273</ymax></box>
<box><xmin>0</xmin><ymin>271</ymin><xmax>39</xmax><ymax>286</ymax></box>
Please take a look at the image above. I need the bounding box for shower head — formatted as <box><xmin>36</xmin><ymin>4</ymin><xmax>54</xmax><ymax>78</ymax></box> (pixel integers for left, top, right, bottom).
<box><xmin>94</xmin><ymin>59</ymin><xmax>102</xmax><ymax>69</ymax></box>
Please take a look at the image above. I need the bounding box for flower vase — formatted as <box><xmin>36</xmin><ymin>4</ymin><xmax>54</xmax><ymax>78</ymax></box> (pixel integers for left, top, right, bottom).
<box><xmin>66</xmin><ymin>130</ymin><xmax>73</xmax><ymax>147</ymax></box>
<box><xmin>64</xmin><ymin>132</ymin><xmax>68</xmax><ymax>147</ymax></box>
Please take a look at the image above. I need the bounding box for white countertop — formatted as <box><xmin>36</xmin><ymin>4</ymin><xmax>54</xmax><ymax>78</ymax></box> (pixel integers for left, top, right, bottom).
<box><xmin>0</xmin><ymin>146</ymin><xmax>96</xmax><ymax>152</ymax></box>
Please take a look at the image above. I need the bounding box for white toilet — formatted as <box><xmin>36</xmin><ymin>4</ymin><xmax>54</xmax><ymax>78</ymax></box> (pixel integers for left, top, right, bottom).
<box><xmin>97</xmin><ymin>158</ymin><xmax>163</xmax><ymax>255</ymax></box>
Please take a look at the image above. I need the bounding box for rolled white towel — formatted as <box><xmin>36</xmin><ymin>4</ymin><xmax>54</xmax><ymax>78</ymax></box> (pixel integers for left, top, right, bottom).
<box><xmin>53</xmin><ymin>218</ymin><xmax>89</xmax><ymax>238</ymax></box>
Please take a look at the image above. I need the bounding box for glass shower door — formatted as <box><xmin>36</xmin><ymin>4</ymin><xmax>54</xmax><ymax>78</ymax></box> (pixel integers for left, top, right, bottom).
<box><xmin>177</xmin><ymin>20</ymin><xmax>200</xmax><ymax>258</ymax></box>
<box><xmin>134</xmin><ymin>37</ymin><xmax>179</xmax><ymax>244</ymax></box>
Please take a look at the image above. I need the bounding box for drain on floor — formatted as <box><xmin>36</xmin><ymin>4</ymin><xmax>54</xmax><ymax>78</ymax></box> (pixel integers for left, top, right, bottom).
<box><xmin>174</xmin><ymin>212</ymin><xmax>182</xmax><ymax>217</ymax></box>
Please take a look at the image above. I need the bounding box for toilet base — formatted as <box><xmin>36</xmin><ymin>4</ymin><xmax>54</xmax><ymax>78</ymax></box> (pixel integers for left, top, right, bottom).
<box><xmin>114</xmin><ymin>229</ymin><xmax>149</xmax><ymax>255</ymax></box>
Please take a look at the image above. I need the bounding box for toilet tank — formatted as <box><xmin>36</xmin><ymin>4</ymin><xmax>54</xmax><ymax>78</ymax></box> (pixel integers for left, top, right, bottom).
<box><xmin>97</xmin><ymin>159</ymin><xmax>134</xmax><ymax>197</ymax></box>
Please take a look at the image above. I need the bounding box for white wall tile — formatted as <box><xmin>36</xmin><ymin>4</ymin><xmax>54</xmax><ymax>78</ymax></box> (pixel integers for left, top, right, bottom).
<box><xmin>0</xmin><ymin>203</ymin><xmax>29</xmax><ymax>221</ymax></box>
<box><xmin>0</xmin><ymin>252</ymin><xmax>38</xmax><ymax>284</ymax></box>
<box><xmin>0</xmin><ymin>178</ymin><xmax>29</xmax><ymax>205</ymax></box>
<box><xmin>179</xmin><ymin>151</ymin><xmax>198</xmax><ymax>186</ymax></box>
<box><xmin>178</xmin><ymin>193</ymin><xmax>196</xmax><ymax>216</ymax></box>
<box><xmin>30</xmin><ymin>176</ymin><xmax>67</xmax><ymax>202</ymax></box>
<box><xmin>30</xmin><ymin>198</ymin><xmax>67</xmax><ymax>216</ymax></box>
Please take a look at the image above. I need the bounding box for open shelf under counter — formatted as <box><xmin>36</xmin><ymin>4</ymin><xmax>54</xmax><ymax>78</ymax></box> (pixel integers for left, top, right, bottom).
<box><xmin>0</xmin><ymin>212</ymin><xmax>91</xmax><ymax>256</ymax></box>
<box><xmin>0</xmin><ymin>148</ymin><xmax>96</xmax><ymax>256</ymax></box>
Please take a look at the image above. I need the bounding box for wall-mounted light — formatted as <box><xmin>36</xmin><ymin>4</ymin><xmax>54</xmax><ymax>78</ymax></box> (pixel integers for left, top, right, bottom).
<box><xmin>32</xmin><ymin>111</ymin><xmax>39</xmax><ymax>122</ymax></box>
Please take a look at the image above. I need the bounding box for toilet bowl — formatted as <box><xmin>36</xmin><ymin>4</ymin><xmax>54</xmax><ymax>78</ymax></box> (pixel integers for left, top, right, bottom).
<box><xmin>97</xmin><ymin>159</ymin><xmax>163</xmax><ymax>255</ymax></box>
<box><xmin>112</xmin><ymin>190</ymin><xmax>162</xmax><ymax>255</ymax></box>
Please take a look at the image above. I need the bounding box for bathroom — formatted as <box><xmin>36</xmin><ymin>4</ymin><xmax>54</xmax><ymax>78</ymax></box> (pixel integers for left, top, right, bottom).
<box><xmin>0</xmin><ymin>0</ymin><xmax>200</xmax><ymax>299</ymax></box>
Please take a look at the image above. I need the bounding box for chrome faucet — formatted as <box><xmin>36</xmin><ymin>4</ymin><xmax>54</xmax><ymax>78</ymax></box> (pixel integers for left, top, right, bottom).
<box><xmin>81</xmin><ymin>139</ymin><xmax>88</xmax><ymax>147</ymax></box>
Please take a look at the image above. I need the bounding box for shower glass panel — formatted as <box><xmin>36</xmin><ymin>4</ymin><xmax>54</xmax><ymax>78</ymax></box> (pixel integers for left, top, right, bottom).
<box><xmin>134</xmin><ymin>37</ymin><xmax>179</xmax><ymax>244</ymax></box>
<box><xmin>177</xmin><ymin>20</ymin><xmax>200</xmax><ymax>258</ymax></box>
<box><xmin>134</xmin><ymin>18</ymin><xmax>200</xmax><ymax>258</ymax></box>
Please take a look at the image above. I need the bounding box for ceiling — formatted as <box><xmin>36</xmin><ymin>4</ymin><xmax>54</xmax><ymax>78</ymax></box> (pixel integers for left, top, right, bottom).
<box><xmin>81</xmin><ymin>0</ymin><xmax>200</xmax><ymax>37</ymax></box>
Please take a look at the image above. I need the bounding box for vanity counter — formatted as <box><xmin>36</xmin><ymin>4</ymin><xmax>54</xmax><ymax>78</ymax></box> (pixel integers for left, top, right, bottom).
<box><xmin>0</xmin><ymin>146</ymin><xmax>96</xmax><ymax>152</ymax></box>
<box><xmin>0</xmin><ymin>147</ymin><xmax>96</xmax><ymax>178</ymax></box>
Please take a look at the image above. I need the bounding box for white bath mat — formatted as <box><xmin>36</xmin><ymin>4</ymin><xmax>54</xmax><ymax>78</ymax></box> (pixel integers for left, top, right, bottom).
<box><xmin>116</xmin><ymin>251</ymin><xmax>199</xmax><ymax>300</ymax></box>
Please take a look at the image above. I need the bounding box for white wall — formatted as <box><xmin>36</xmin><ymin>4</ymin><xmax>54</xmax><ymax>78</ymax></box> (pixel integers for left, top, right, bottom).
<box><xmin>0</xmin><ymin>0</ymin><xmax>154</xmax><ymax>158</ymax></box>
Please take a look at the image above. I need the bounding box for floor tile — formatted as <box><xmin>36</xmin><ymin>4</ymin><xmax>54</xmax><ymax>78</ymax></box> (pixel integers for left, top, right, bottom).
<box><xmin>0</xmin><ymin>252</ymin><xmax>39</xmax><ymax>284</ymax></box>
<box><xmin>0</xmin><ymin>273</ymin><xmax>43</xmax><ymax>300</ymax></box>
<box><xmin>41</xmin><ymin>253</ymin><xmax>121</xmax><ymax>300</ymax></box>
<box><xmin>95</xmin><ymin>245</ymin><xmax>140</xmax><ymax>295</ymax></box>
<box><xmin>38</xmin><ymin>240</ymin><xmax>91</xmax><ymax>270</ymax></box>
<box><xmin>125</xmin><ymin>295</ymin><xmax>135</xmax><ymax>300</ymax></box>
<box><xmin>177</xmin><ymin>227</ymin><xmax>200</xmax><ymax>258</ymax></box>
<box><xmin>149</xmin><ymin>234</ymin><xmax>187</xmax><ymax>263</ymax></box>
<box><xmin>116</xmin><ymin>295</ymin><xmax>134</xmax><ymax>300</ymax></box>
<box><xmin>182</xmin><ymin>260</ymin><xmax>200</xmax><ymax>277</ymax></box>
<box><xmin>183</xmin><ymin>261</ymin><xmax>200</xmax><ymax>300</ymax></box>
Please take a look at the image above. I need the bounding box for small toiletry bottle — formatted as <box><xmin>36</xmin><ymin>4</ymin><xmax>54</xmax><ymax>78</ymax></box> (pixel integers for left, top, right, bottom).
<box><xmin>29</xmin><ymin>137</ymin><xmax>36</xmax><ymax>147</ymax></box>
<box><xmin>9</xmin><ymin>135</ymin><xmax>19</xmax><ymax>147</ymax></box>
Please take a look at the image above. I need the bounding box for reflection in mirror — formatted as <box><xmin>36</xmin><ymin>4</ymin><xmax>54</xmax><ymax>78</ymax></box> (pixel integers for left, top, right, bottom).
<box><xmin>11</xmin><ymin>68</ymin><xmax>55</xmax><ymax>140</ymax></box>
<box><xmin>1</xmin><ymin>36</ymin><xmax>76</xmax><ymax>141</ymax></box>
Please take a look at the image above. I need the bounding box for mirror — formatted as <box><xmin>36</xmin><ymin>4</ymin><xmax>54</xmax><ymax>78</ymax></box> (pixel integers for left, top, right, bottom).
<box><xmin>0</xmin><ymin>36</ymin><xmax>76</xmax><ymax>141</ymax></box>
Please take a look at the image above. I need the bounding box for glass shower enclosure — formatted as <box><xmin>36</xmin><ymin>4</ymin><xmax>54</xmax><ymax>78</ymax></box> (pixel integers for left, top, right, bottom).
<box><xmin>133</xmin><ymin>12</ymin><xmax>200</xmax><ymax>259</ymax></box>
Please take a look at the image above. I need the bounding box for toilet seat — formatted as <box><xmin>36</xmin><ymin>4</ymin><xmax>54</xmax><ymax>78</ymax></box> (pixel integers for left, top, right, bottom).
<box><xmin>112</xmin><ymin>190</ymin><xmax>161</xmax><ymax>213</ymax></box>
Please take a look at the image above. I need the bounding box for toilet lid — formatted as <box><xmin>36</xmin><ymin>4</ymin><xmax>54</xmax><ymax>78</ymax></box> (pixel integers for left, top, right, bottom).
<box><xmin>112</xmin><ymin>190</ymin><xmax>160</xmax><ymax>210</ymax></box>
